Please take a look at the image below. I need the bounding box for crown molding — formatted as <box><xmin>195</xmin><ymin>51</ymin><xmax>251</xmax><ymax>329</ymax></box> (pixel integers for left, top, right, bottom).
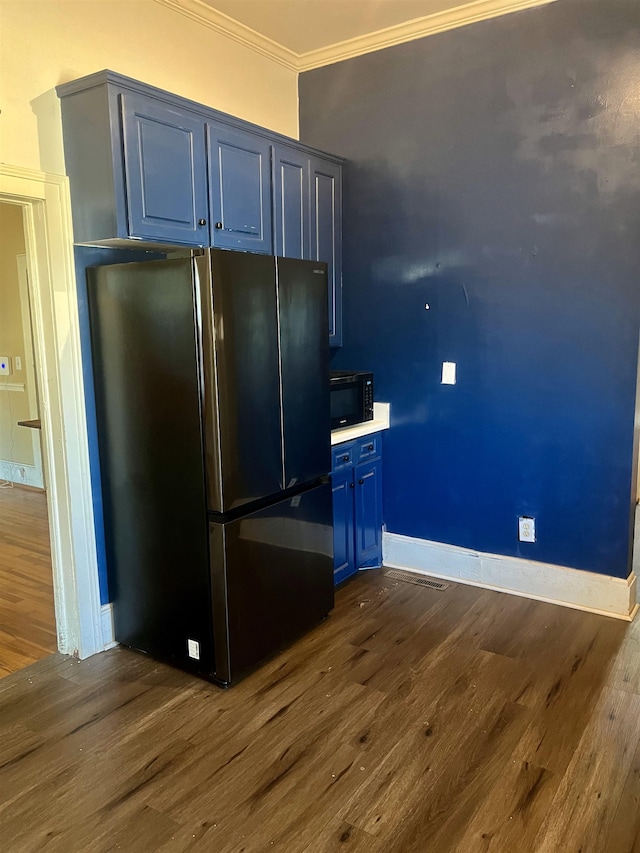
<box><xmin>153</xmin><ymin>0</ymin><xmax>299</xmax><ymax>71</ymax></box>
<box><xmin>154</xmin><ymin>0</ymin><xmax>557</xmax><ymax>73</ymax></box>
<box><xmin>297</xmin><ymin>0</ymin><xmax>558</xmax><ymax>71</ymax></box>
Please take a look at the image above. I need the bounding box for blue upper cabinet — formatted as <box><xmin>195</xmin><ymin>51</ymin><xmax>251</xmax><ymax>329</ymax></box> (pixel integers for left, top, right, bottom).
<box><xmin>310</xmin><ymin>157</ymin><xmax>343</xmax><ymax>347</ymax></box>
<box><xmin>56</xmin><ymin>73</ymin><xmax>210</xmax><ymax>247</ymax></box>
<box><xmin>207</xmin><ymin>122</ymin><xmax>272</xmax><ymax>253</ymax></box>
<box><xmin>121</xmin><ymin>93</ymin><xmax>209</xmax><ymax>245</ymax></box>
<box><xmin>273</xmin><ymin>144</ymin><xmax>310</xmax><ymax>260</ymax></box>
<box><xmin>57</xmin><ymin>71</ymin><xmax>343</xmax><ymax>342</ymax></box>
<box><xmin>273</xmin><ymin>145</ymin><xmax>343</xmax><ymax>347</ymax></box>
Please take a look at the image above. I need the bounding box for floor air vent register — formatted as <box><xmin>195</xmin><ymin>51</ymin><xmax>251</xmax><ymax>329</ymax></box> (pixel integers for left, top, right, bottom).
<box><xmin>384</xmin><ymin>569</ymin><xmax>449</xmax><ymax>590</ymax></box>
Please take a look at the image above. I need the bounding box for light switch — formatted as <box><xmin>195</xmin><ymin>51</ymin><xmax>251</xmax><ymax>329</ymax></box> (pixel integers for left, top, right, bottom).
<box><xmin>441</xmin><ymin>361</ymin><xmax>456</xmax><ymax>385</ymax></box>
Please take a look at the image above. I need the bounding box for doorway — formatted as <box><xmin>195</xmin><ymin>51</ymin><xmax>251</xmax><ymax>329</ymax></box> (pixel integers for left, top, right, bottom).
<box><xmin>0</xmin><ymin>164</ymin><xmax>106</xmax><ymax>663</ymax></box>
<box><xmin>0</xmin><ymin>203</ymin><xmax>55</xmax><ymax>674</ymax></box>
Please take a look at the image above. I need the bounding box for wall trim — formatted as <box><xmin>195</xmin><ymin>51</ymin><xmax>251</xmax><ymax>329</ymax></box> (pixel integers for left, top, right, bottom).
<box><xmin>383</xmin><ymin>532</ymin><xmax>638</xmax><ymax>621</ymax></box>
<box><xmin>155</xmin><ymin>0</ymin><xmax>557</xmax><ymax>72</ymax></box>
<box><xmin>100</xmin><ymin>604</ymin><xmax>116</xmax><ymax>649</ymax></box>
<box><xmin>0</xmin><ymin>164</ymin><xmax>108</xmax><ymax>659</ymax></box>
<box><xmin>297</xmin><ymin>0</ymin><xmax>558</xmax><ymax>70</ymax></box>
<box><xmin>0</xmin><ymin>382</ymin><xmax>25</xmax><ymax>392</ymax></box>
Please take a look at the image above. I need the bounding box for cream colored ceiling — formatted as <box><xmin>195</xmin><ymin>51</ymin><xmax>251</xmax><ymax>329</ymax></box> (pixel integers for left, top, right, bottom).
<box><xmin>200</xmin><ymin>0</ymin><xmax>462</xmax><ymax>55</ymax></box>
<box><xmin>155</xmin><ymin>0</ymin><xmax>557</xmax><ymax>70</ymax></box>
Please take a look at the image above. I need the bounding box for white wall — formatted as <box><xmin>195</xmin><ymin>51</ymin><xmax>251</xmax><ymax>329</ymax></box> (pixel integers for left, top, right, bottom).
<box><xmin>0</xmin><ymin>0</ymin><xmax>299</xmax><ymax>175</ymax></box>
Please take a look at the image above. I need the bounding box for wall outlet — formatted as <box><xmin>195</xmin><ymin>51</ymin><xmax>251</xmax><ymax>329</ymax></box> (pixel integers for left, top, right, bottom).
<box><xmin>13</xmin><ymin>466</ymin><xmax>25</xmax><ymax>483</ymax></box>
<box><xmin>15</xmin><ymin>356</ymin><xmax>22</xmax><ymax>371</ymax></box>
<box><xmin>0</xmin><ymin>356</ymin><xmax>11</xmax><ymax>376</ymax></box>
<box><xmin>518</xmin><ymin>516</ymin><xmax>536</xmax><ymax>543</ymax></box>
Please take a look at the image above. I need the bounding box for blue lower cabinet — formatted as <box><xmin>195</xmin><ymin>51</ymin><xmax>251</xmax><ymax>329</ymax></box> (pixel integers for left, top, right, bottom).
<box><xmin>331</xmin><ymin>436</ymin><xmax>383</xmax><ymax>584</ymax></box>
<box><xmin>355</xmin><ymin>458</ymin><xmax>383</xmax><ymax>568</ymax></box>
<box><xmin>332</xmin><ymin>467</ymin><xmax>356</xmax><ymax>585</ymax></box>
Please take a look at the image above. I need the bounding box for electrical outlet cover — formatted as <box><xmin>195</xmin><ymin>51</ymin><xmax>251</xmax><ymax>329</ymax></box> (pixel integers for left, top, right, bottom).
<box><xmin>518</xmin><ymin>516</ymin><xmax>536</xmax><ymax>543</ymax></box>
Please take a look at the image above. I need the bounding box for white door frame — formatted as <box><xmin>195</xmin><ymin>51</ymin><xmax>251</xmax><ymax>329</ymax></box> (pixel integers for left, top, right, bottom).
<box><xmin>0</xmin><ymin>164</ymin><xmax>105</xmax><ymax>659</ymax></box>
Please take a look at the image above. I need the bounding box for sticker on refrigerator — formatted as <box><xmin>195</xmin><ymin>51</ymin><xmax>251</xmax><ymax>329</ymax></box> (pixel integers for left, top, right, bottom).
<box><xmin>187</xmin><ymin>639</ymin><xmax>200</xmax><ymax>660</ymax></box>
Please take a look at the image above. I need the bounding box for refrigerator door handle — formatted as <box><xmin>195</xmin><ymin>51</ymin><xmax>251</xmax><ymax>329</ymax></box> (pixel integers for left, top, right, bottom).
<box><xmin>195</xmin><ymin>251</ymin><xmax>225</xmax><ymax>512</ymax></box>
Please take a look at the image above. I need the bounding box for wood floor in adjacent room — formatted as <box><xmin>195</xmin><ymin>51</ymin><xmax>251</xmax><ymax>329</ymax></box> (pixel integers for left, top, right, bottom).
<box><xmin>2</xmin><ymin>566</ymin><xmax>640</xmax><ymax>852</ymax></box>
<box><xmin>0</xmin><ymin>485</ymin><xmax>56</xmax><ymax>676</ymax></box>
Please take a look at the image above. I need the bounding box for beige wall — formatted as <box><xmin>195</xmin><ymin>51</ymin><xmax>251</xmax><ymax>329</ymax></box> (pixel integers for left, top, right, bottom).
<box><xmin>0</xmin><ymin>0</ymin><xmax>299</xmax><ymax>175</ymax></box>
<box><xmin>0</xmin><ymin>203</ymin><xmax>34</xmax><ymax>467</ymax></box>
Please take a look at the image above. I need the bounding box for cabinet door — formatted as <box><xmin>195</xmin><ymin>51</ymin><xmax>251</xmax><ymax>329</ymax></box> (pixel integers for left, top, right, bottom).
<box><xmin>310</xmin><ymin>156</ymin><xmax>342</xmax><ymax>347</ymax></box>
<box><xmin>207</xmin><ymin>122</ymin><xmax>272</xmax><ymax>253</ymax></box>
<box><xmin>332</xmin><ymin>467</ymin><xmax>356</xmax><ymax>585</ymax></box>
<box><xmin>120</xmin><ymin>92</ymin><xmax>209</xmax><ymax>245</ymax></box>
<box><xmin>355</xmin><ymin>458</ymin><xmax>383</xmax><ymax>569</ymax></box>
<box><xmin>273</xmin><ymin>144</ymin><xmax>310</xmax><ymax>260</ymax></box>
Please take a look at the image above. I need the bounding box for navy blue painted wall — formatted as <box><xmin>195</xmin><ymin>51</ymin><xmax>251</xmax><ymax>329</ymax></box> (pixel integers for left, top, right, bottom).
<box><xmin>75</xmin><ymin>246</ymin><xmax>164</xmax><ymax>602</ymax></box>
<box><xmin>300</xmin><ymin>0</ymin><xmax>640</xmax><ymax>577</ymax></box>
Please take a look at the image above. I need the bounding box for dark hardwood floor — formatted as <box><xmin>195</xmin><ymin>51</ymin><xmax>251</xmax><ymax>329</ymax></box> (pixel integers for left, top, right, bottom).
<box><xmin>1</xmin><ymin>556</ymin><xmax>639</xmax><ymax>851</ymax></box>
<box><xmin>0</xmin><ymin>485</ymin><xmax>57</xmax><ymax>676</ymax></box>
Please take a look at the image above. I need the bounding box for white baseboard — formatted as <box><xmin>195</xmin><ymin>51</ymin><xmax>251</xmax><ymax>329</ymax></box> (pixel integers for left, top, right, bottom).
<box><xmin>0</xmin><ymin>459</ymin><xmax>44</xmax><ymax>489</ymax></box>
<box><xmin>100</xmin><ymin>603</ymin><xmax>117</xmax><ymax>649</ymax></box>
<box><xmin>383</xmin><ymin>532</ymin><xmax>637</xmax><ymax>621</ymax></box>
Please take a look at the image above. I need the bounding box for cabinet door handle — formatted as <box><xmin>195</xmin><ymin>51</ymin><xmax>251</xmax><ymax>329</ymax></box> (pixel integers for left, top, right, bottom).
<box><xmin>198</xmin><ymin>218</ymin><xmax>207</xmax><ymax>226</ymax></box>
<box><xmin>358</xmin><ymin>479</ymin><xmax>364</xmax><ymax>485</ymax></box>
<box><xmin>215</xmin><ymin>222</ymin><xmax>223</xmax><ymax>229</ymax></box>
<box><xmin>367</xmin><ymin>444</ymin><xmax>374</xmax><ymax>451</ymax></box>
<box><xmin>342</xmin><ymin>455</ymin><xmax>349</xmax><ymax>462</ymax></box>
<box><xmin>349</xmin><ymin>482</ymin><xmax>355</xmax><ymax>489</ymax></box>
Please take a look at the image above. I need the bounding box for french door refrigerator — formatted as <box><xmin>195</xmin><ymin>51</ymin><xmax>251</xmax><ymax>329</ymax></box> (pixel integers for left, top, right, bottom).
<box><xmin>88</xmin><ymin>249</ymin><xmax>334</xmax><ymax>686</ymax></box>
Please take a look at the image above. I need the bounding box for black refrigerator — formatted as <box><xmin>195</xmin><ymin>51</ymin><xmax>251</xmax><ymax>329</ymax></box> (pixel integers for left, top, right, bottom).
<box><xmin>88</xmin><ymin>249</ymin><xmax>334</xmax><ymax>686</ymax></box>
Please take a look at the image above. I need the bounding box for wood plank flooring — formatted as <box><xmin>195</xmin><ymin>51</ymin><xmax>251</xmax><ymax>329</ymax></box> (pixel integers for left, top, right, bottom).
<box><xmin>1</xmin><ymin>566</ymin><xmax>640</xmax><ymax>851</ymax></box>
<box><xmin>0</xmin><ymin>484</ymin><xmax>57</xmax><ymax>675</ymax></box>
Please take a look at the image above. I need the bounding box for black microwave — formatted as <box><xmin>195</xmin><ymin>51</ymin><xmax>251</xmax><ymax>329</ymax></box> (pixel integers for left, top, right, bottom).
<box><xmin>330</xmin><ymin>370</ymin><xmax>374</xmax><ymax>430</ymax></box>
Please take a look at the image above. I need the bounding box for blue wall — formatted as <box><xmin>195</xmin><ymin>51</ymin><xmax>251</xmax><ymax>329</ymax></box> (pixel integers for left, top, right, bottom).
<box><xmin>75</xmin><ymin>246</ymin><xmax>164</xmax><ymax>602</ymax></box>
<box><xmin>300</xmin><ymin>0</ymin><xmax>640</xmax><ymax>577</ymax></box>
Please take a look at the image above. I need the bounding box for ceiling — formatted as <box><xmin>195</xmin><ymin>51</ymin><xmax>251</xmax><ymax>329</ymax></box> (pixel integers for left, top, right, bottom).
<box><xmin>199</xmin><ymin>0</ymin><xmax>463</xmax><ymax>55</ymax></box>
<box><xmin>156</xmin><ymin>0</ymin><xmax>556</xmax><ymax>70</ymax></box>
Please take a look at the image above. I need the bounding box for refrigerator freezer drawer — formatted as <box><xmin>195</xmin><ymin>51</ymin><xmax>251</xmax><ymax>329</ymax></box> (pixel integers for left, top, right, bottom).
<box><xmin>210</xmin><ymin>481</ymin><xmax>334</xmax><ymax>685</ymax></box>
